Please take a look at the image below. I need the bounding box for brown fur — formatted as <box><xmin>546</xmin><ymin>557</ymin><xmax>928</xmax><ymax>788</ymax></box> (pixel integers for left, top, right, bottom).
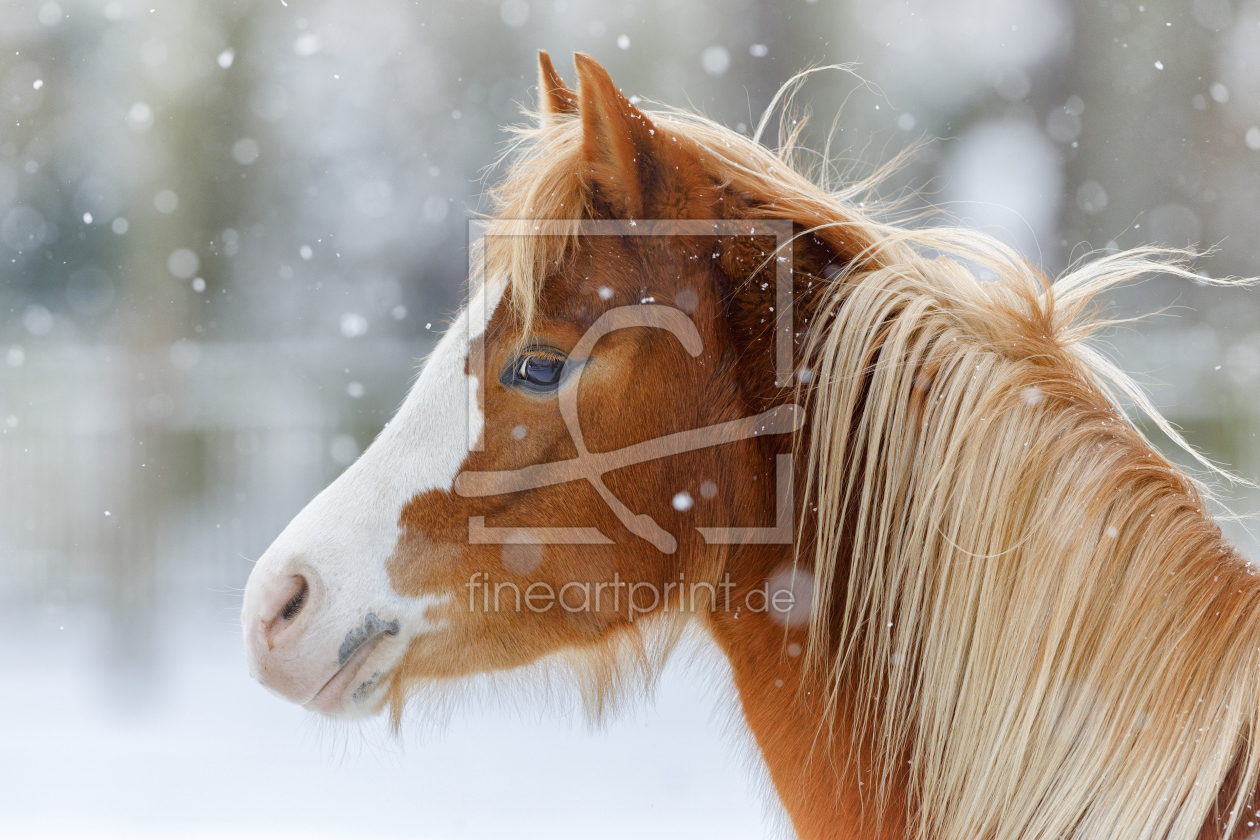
<box><xmin>381</xmin><ymin>53</ymin><xmax>1259</xmax><ymax>839</ymax></box>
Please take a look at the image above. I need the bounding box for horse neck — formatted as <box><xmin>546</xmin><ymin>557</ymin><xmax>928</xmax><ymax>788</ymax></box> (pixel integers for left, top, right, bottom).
<box><xmin>704</xmin><ymin>540</ymin><xmax>908</xmax><ymax>840</ymax></box>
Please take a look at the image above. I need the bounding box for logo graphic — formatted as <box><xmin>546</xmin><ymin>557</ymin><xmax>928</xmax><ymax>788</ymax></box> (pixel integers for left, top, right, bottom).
<box><xmin>458</xmin><ymin>219</ymin><xmax>799</xmax><ymax>552</ymax></box>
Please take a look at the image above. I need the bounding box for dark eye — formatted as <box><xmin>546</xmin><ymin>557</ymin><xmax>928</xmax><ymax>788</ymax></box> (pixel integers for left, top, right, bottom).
<box><xmin>503</xmin><ymin>350</ymin><xmax>566</xmax><ymax>392</ymax></box>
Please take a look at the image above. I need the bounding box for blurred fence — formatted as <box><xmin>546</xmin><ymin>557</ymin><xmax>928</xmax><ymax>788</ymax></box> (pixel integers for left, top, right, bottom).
<box><xmin>0</xmin><ymin>338</ymin><xmax>433</xmax><ymax>609</ymax></box>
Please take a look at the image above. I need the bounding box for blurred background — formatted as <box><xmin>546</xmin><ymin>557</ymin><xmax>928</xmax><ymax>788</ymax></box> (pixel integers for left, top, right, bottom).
<box><xmin>2</xmin><ymin>0</ymin><xmax>1259</xmax><ymax>836</ymax></box>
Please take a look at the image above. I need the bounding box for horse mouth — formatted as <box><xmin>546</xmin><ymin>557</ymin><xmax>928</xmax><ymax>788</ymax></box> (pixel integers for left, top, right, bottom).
<box><xmin>303</xmin><ymin>629</ymin><xmax>394</xmax><ymax>715</ymax></box>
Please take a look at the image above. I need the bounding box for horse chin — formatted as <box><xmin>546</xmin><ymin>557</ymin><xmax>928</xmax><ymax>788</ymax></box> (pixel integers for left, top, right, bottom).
<box><xmin>302</xmin><ymin>631</ymin><xmax>405</xmax><ymax>718</ymax></box>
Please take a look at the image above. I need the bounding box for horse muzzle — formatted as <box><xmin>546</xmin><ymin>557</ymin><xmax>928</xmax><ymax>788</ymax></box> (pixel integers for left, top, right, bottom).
<box><xmin>242</xmin><ymin>555</ymin><xmax>406</xmax><ymax>718</ymax></box>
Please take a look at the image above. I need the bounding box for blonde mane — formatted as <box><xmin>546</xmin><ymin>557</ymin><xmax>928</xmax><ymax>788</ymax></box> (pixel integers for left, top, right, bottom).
<box><xmin>486</xmin><ymin>91</ymin><xmax>1260</xmax><ymax>840</ymax></box>
<box><xmin>803</xmin><ymin>239</ymin><xmax>1260</xmax><ymax>840</ymax></box>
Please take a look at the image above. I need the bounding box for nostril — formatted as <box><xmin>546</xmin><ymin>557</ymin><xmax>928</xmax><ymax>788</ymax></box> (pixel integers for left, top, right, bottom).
<box><xmin>261</xmin><ymin>574</ymin><xmax>312</xmax><ymax>649</ymax></box>
<box><xmin>282</xmin><ymin>577</ymin><xmax>309</xmax><ymax>622</ymax></box>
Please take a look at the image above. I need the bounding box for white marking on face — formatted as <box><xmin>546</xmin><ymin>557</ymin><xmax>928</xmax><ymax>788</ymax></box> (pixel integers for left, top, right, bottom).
<box><xmin>241</xmin><ymin>277</ymin><xmax>507</xmax><ymax>715</ymax></box>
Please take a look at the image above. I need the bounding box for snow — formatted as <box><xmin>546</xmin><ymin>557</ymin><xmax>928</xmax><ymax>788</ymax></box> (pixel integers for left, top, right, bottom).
<box><xmin>0</xmin><ymin>602</ymin><xmax>768</xmax><ymax>839</ymax></box>
<box><xmin>153</xmin><ymin>190</ymin><xmax>178</xmax><ymax>214</ymax></box>
<box><xmin>37</xmin><ymin>2</ymin><xmax>61</xmax><ymax>26</ymax></box>
<box><xmin>168</xmin><ymin>249</ymin><xmax>200</xmax><ymax>280</ymax></box>
<box><xmin>126</xmin><ymin>102</ymin><xmax>153</xmax><ymax>133</ymax></box>
<box><xmin>766</xmin><ymin>567</ymin><xmax>814</xmax><ymax>629</ymax></box>
<box><xmin>293</xmin><ymin>34</ymin><xmax>322</xmax><ymax>57</ymax></box>
<box><xmin>500</xmin><ymin>0</ymin><xmax>529</xmax><ymax>28</ymax></box>
<box><xmin>701</xmin><ymin>46</ymin><xmax>730</xmax><ymax>77</ymax></box>
<box><xmin>2</xmin><ymin>205</ymin><xmax>52</xmax><ymax>250</ymax></box>
<box><xmin>1076</xmin><ymin>180</ymin><xmax>1108</xmax><ymax>215</ymax></box>
<box><xmin>1046</xmin><ymin>104</ymin><xmax>1082</xmax><ymax>143</ymax></box>
<box><xmin>232</xmin><ymin>138</ymin><xmax>261</xmax><ymax>165</ymax></box>
<box><xmin>422</xmin><ymin>197</ymin><xmax>449</xmax><ymax>224</ymax></box>
<box><xmin>339</xmin><ymin>313</ymin><xmax>369</xmax><ymax>338</ymax></box>
<box><xmin>22</xmin><ymin>304</ymin><xmax>53</xmax><ymax>336</ymax></box>
<box><xmin>329</xmin><ymin>433</ymin><xmax>360</xmax><ymax>465</ymax></box>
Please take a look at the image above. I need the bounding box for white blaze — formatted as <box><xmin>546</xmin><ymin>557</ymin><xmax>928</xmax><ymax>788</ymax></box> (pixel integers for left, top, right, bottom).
<box><xmin>241</xmin><ymin>277</ymin><xmax>506</xmax><ymax>713</ymax></box>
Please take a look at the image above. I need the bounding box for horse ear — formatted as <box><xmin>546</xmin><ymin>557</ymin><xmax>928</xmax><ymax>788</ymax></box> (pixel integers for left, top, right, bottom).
<box><xmin>538</xmin><ymin>50</ymin><xmax>578</xmax><ymax>123</ymax></box>
<box><xmin>572</xmin><ymin>52</ymin><xmax>656</xmax><ymax>219</ymax></box>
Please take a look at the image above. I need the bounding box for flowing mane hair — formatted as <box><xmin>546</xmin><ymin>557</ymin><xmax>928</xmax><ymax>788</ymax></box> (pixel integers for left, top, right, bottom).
<box><xmin>481</xmin><ymin>74</ymin><xmax>1260</xmax><ymax>840</ymax></box>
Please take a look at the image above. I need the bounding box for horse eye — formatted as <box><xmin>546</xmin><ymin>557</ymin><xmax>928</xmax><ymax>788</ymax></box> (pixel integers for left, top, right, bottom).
<box><xmin>505</xmin><ymin>351</ymin><xmax>566</xmax><ymax>392</ymax></box>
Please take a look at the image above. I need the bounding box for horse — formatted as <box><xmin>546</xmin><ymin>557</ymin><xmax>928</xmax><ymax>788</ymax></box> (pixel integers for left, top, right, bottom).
<box><xmin>241</xmin><ymin>52</ymin><xmax>1260</xmax><ymax>840</ymax></box>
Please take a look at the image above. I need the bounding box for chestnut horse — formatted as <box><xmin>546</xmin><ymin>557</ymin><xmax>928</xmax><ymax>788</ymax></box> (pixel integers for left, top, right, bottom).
<box><xmin>242</xmin><ymin>53</ymin><xmax>1260</xmax><ymax>840</ymax></box>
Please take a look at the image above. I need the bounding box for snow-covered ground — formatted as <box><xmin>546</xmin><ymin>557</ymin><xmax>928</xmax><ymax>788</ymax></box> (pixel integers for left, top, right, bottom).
<box><xmin>0</xmin><ymin>599</ymin><xmax>774</xmax><ymax>839</ymax></box>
